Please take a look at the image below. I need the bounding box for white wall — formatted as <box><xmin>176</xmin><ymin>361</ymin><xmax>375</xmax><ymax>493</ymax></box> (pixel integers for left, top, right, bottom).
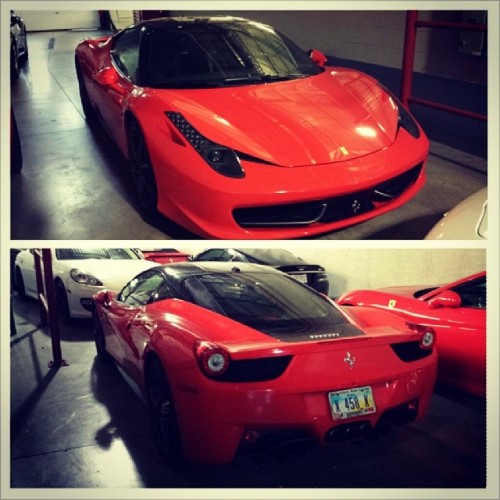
<box><xmin>177</xmin><ymin>246</ymin><xmax>486</xmax><ymax>298</ymax></box>
<box><xmin>170</xmin><ymin>9</ymin><xmax>487</xmax><ymax>84</ymax></box>
<box><xmin>15</xmin><ymin>11</ymin><xmax>99</xmax><ymax>31</ymax></box>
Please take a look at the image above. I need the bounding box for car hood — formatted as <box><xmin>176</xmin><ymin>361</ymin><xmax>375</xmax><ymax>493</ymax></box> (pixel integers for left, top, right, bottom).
<box><xmin>55</xmin><ymin>259</ymin><xmax>159</xmax><ymax>288</ymax></box>
<box><xmin>156</xmin><ymin>68</ymin><xmax>399</xmax><ymax>167</ymax></box>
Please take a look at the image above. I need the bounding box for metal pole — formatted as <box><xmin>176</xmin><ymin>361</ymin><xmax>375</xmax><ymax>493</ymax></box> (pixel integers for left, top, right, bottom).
<box><xmin>400</xmin><ymin>10</ymin><xmax>418</xmax><ymax>108</ymax></box>
<box><xmin>41</xmin><ymin>249</ymin><xmax>65</xmax><ymax>368</ymax></box>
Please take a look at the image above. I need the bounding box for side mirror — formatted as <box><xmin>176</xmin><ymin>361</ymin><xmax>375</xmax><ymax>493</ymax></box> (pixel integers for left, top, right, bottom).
<box><xmin>103</xmin><ymin>290</ymin><xmax>115</xmax><ymax>308</ymax></box>
<box><xmin>427</xmin><ymin>290</ymin><xmax>462</xmax><ymax>309</ymax></box>
<box><xmin>308</xmin><ymin>49</ymin><xmax>328</xmax><ymax>67</ymax></box>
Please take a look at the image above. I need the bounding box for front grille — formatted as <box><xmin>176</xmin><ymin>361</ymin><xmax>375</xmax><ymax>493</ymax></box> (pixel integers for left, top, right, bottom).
<box><xmin>233</xmin><ymin>163</ymin><xmax>423</xmax><ymax>227</ymax></box>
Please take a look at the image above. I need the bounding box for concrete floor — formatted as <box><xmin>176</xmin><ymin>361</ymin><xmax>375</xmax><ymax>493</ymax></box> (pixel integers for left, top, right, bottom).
<box><xmin>10</xmin><ymin>30</ymin><xmax>487</xmax><ymax>241</ymax></box>
<box><xmin>8</xmin><ymin>291</ymin><xmax>487</xmax><ymax>492</ymax></box>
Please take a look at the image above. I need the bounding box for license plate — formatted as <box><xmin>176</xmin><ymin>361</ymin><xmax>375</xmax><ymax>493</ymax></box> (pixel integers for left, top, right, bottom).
<box><xmin>328</xmin><ymin>386</ymin><xmax>376</xmax><ymax>420</ymax></box>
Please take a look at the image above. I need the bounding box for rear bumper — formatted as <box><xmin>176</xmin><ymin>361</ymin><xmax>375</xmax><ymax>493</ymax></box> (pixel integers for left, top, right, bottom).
<box><xmin>171</xmin><ymin>359</ymin><xmax>436</xmax><ymax>464</ymax></box>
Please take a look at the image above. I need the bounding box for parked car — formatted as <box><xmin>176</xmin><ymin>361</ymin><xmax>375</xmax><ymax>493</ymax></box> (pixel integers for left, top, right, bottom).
<box><xmin>337</xmin><ymin>271</ymin><xmax>486</xmax><ymax>397</ymax></box>
<box><xmin>14</xmin><ymin>248</ymin><xmax>159</xmax><ymax>320</ymax></box>
<box><xmin>190</xmin><ymin>248</ymin><xmax>329</xmax><ymax>294</ymax></box>
<box><xmin>75</xmin><ymin>16</ymin><xmax>429</xmax><ymax>239</ymax></box>
<box><xmin>140</xmin><ymin>248</ymin><xmax>190</xmax><ymax>264</ymax></box>
<box><xmin>425</xmin><ymin>187</ymin><xmax>488</xmax><ymax>240</ymax></box>
<box><xmin>10</xmin><ymin>10</ymin><xmax>28</xmax><ymax>79</ymax></box>
<box><xmin>93</xmin><ymin>261</ymin><xmax>437</xmax><ymax>465</ymax></box>
<box><xmin>11</xmin><ymin>108</ymin><xmax>23</xmax><ymax>173</ymax></box>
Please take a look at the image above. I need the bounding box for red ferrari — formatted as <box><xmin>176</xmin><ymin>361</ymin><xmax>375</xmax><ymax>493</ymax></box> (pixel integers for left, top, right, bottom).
<box><xmin>337</xmin><ymin>271</ymin><xmax>486</xmax><ymax>398</ymax></box>
<box><xmin>75</xmin><ymin>16</ymin><xmax>429</xmax><ymax>239</ymax></box>
<box><xmin>93</xmin><ymin>261</ymin><xmax>437</xmax><ymax>465</ymax></box>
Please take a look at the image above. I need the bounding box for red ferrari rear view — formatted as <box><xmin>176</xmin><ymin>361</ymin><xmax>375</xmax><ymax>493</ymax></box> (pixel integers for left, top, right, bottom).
<box><xmin>93</xmin><ymin>262</ymin><xmax>437</xmax><ymax>465</ymax></box>
<box><xmin>75</xmin><ymin>16</ymin><xmax>429</xmax><ymax>239</ymax></box>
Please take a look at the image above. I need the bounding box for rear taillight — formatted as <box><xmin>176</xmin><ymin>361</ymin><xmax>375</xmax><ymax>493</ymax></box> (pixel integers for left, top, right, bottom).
<box><xmin>406</xmin><ymin>322</ymin><xmax>436</xmax><ymax>350</ymax></box>
<box><xmin>195</xmin><ymin>341</ymin><xmax>230</xmax><ymax>377</ymax></box>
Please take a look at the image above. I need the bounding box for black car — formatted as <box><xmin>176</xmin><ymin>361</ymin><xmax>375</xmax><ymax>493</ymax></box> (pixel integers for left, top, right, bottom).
<box><xmin>11</xmin><ymin>10</ymin><xmax>28</xmax><ymax>79</ymax></box>
<box><xmin>190</xmin><ymin>248</ymin><xmax>329</xmax><ymax>295</ymax></box>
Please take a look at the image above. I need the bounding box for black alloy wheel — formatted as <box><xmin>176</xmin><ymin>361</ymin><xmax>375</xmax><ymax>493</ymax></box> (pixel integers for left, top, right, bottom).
<box><xmin>146</xmin><ymin>359</ymin><xmax>186</xmax><ymax>467</ymax></box>
<box><xmin>93</xmin><ymin>309</ymin><xmax>112</xmax><ymax>363</ymax></box>
<box><xmin>75</xmin><ymin>58</ymin><xmax>97</xmax><ymax>121</ymax></box>
<box><xmin>127</xmin><ymin>120</ymin><xmax>159</xmax><ymax>217</ymax></box>
<box><xmin>10</xmin><ymin>41</ymin><xmax>19</xmax><ymax>80</ymax></box>
<box><xmin>15</xmin><ymin>268</ymin><xmax>26</xmax><ymax>300</ymax></box>
<box><xmin>54</xmin><ymin>280</ymin><xmax>71</xmax><ymax>322</ymax></box>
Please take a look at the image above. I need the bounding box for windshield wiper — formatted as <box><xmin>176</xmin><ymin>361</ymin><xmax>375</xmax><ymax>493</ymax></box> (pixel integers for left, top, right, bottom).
<box><xmin>222</xmin><ymin>73</ymin><xmax>307</xmax><ymax>85</ymax></box>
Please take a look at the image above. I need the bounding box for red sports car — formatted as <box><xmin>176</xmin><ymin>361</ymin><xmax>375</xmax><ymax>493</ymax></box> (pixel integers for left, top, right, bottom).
<box><xmin>337</xmin><ymin>271</ymin><xmax>486</xmax><ymax>398</ymax></box>
<box><xmin>75</xmin><ymin>16</ymin><xmax>429</xmax><ymax>239</ymax></box>
<box><xmin>93</xmin><ymin>261</ymin><xmax>437</xmax><ymax>465</ymax></box>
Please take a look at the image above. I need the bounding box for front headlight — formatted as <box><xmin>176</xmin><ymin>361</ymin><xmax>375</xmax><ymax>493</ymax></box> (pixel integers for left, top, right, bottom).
<box><xmin>397</xmin><ymin>102</ymin><xmax>421</xmax><ymax>139</ymax></box>
<box><xmin>70</xmin><ymin>268</ymin><xmax>103</xmax><ymax>286</ymax></box>
<box><xmin>378</xmin><ymin>84</ymin><xmax>421</xmax><ymax>139</ymax></box>
<box><xmin>166</xmin><ymin>112</ymin><xmax>245</xmax><ymax>178</ymax></box>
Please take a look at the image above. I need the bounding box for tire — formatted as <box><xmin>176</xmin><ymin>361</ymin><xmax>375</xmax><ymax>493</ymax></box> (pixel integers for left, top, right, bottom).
<box><xmin>75</xmin><ymin>57</ymin><xmax>96</xmax><ymax>122</ymax></box>
<box><xmin>11</xmin><ymin>109</ymin><xmax>23</xmax><ymax>174</ymax></box>
<box><xmin>127</xmin><ymin>120</ymin><xmax>159</xmax><ymax>217</ymax></box>
<box><xmin>15</xmin><ymin>267</ymin><xmax>26</xmax><ymax>300</ymax></box>
<box><xmin>146</xmin><ymin>359</ymin><xmax>186</xmax><ymax>467</ymax></box>
<box><xmin>19</xmin><ymin>29</ymin><xmax>28</xmax><ymax>62</ymax></box>
<box><xmin>93</xmin><ymin>309</ymin><xmax>112</xmax><ymax>363</ymax></box>
<box><xmin>54</xmin><ymin>280</ymin><xmax>71</xmax><ymax>321</ymax></box>
<box><xmin>11</xmin><ymin>41</ymin><xmax>19</xmax><ymax>80</ymax></box>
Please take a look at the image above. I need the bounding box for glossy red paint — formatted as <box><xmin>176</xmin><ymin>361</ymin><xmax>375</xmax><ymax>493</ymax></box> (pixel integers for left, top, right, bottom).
<box><xmin>337</xmin><ymin>271</ymin><xmax>486</xmax><ymax>398</ymax></box>
<box><xmin>93</xmin><ymin>274</ymin><xmax>437</xmax><ymax>465</ymax></box>
<box><xmin>140</xmin><ymin>249</ymin><xmax>190</xmax><ymax>264</ymax></box>
<box><xmin>75</xmin><ymin>17</ymin><xmax>429</xmax><ymax>239</ymax></box>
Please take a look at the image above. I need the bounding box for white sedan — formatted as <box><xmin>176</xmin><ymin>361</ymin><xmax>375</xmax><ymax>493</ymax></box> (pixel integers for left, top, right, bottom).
<box><xmin>14</xmin><ymin>248</ymin><xmax>159</xmax><ymax>320</ymax></box>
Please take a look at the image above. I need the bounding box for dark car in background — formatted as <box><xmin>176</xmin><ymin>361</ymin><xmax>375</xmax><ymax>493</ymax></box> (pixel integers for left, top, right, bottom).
<box><xmin>10</xmin><ymin>10</ymin><xmax>28</xmax><ymax>79</ymax></box>
<box><xmin>190</xmin><ymin>248</ymin><xmax>329</xmax><ymax>295</ymax></box>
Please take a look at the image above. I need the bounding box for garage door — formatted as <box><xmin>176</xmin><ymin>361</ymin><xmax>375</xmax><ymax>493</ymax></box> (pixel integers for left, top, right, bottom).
<box><xmin>15</xmin><ymin>11</ymin><xmax>100</xmax><ymax>31</ymax></box>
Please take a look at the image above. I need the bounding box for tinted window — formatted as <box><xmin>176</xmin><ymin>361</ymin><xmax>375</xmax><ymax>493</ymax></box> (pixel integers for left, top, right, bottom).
<box><xmin>55</xmin><ymin>248</ymin><xmax>139</xmax><ymax>260</ymax></box>
<box><xmin>143</xmin><ymin>21</ymin><xmax>322</xmax><ymax>88</ymax></box>
<box><xmin>112</xmin><ymin>27</ymin><xmax>141</xmax><ymax>81</ymax></box>
<box><xmin>183</xmin><ymin>271</ymin><xmax>347</xmax><ymax>334</ymax></box>
<box><xmin>194</xmin><ymin>249</ymin><xmax>226</xmax><ymax>261</ymax></box>
<box><xmin>453</xmin><ymin>276</ymin><xmax>486</xmax><ymax>309</ymax></box>
<box><xmin>119</xmin><ymin>269</ymin><xmax>168</xmax><ymax>306</ymax></box>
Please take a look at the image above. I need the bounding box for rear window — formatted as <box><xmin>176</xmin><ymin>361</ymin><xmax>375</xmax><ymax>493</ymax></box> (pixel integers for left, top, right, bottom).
<box><xmin>55</xmin><ymin>249</ymin><xmax>139</xmax><ymax>260</ymax></box>
<box><xmin>183</xmin><ymin>271</ymin><xmax>349</xmax><ymax>336</ymax></box>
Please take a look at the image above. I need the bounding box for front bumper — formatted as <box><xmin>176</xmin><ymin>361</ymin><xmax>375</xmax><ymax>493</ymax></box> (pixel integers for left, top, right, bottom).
<box><xmin>151</xmin><ymin>128</ymin><xmax>429</xmax><ymax>239</ymax></box>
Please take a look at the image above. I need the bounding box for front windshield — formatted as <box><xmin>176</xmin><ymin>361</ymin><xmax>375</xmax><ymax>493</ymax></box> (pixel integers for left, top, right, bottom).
<box><xmin>144</xmin><ymin>20</ymin><xmax>323</xmax><ymax>88</ymax></box>
<box><xmin>183</xmin><ymin>271</ymin><xmax>351</xmax><ymax>337</ymax></box>
<box><xmin>55</xmin><ymin>248</ymin><xmax>140</xmax><ymax>260</ymax></box>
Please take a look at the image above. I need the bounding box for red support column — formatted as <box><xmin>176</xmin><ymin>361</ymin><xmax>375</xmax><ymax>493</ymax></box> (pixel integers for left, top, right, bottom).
<box><xmin>400</xmin><ymin>10</ymin><xmax>418</xmax><ymax>108</ymax></box>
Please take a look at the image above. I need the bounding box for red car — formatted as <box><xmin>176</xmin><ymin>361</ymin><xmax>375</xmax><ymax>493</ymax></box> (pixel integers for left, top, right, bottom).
<box><xmin>139</xmin><ymin>248</ymin><xmax>190</xmax><ymax>264</ymax></box>
<box><xmin>93</xmin><ymin>261</ymin><xmax>437</xmax><ymax>465</ymax></box>
<box><xmin>337</xmin><ymin>271</ymin><xmax>486</xmax><ymax>398</ymax></box>
<box><xmin>75</xmin><ymin>16</ymin><xmax>429</xmax><ymax>239</ymax></box>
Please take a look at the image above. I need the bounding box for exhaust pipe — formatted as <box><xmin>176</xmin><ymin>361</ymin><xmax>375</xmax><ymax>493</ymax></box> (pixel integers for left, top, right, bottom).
<box><xmin>325</xmin><ymin>421</ymin><xmax>371</xmax><ymax>444</ymax></box>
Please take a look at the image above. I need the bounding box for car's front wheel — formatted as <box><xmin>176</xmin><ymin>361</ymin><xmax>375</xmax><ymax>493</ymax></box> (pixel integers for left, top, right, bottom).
<box><xmin>127</xmin><ymin>120</ymin><xmax>159</xmax><ymax>217</ymax></box>
<box><xmin>75</xmin><ymin>57</ymin><xmax>96</xmax><ymax>122</ymax></box>
<box><xmin>146</xmin><ymin>358</ymin><xmax>186</xmax><ymax>467</ymax></box>
<box><xmin>54</xmin><ymin>280</ymin><xmax>71</xmax><ymax>321</ymax></box>
<box><xmin>15</xmin><ymin>267</ymin><xmax>26</xmax><ymax>300</ymax></box>
<box><xmin>10</xmin><ymin>41</ymin><xmax>19</xmax><ymax>80</ymax></box>
<box><xmin>93</xmin><ymin>309</ymin><xmax>112</xmax><ymax>363</ymax></box>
